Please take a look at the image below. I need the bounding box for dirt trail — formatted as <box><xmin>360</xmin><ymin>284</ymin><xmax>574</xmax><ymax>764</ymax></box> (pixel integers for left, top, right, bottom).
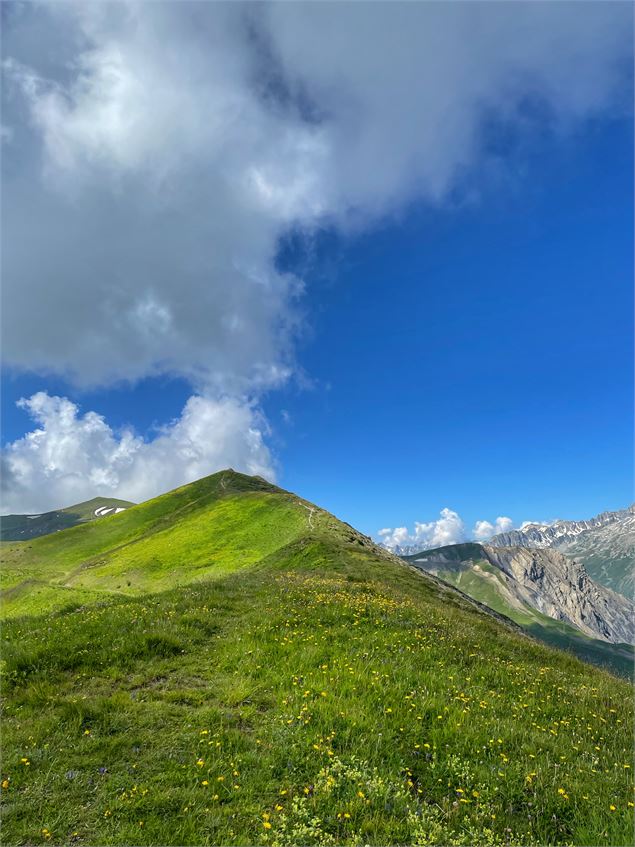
<box><xmin>298</xmin><ymin>502</ymin><xmax>315</xmax><ymax>530</ymax></box>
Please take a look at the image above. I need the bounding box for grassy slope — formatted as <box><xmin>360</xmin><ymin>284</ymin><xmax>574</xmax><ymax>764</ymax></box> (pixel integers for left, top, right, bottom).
<box><xmin>407</xmin><ymin>547</ymin><xmax>634</xmax><ymax>678</ymax></box>
<box><xmin>0</xmin><ymin>473</ymin><xmax>305</xmax><ymax>617</ymax></box>
<box><xmin>1</xmin><ymin>473</ymin><xmax>633</xmax><ymax>846</ymax></box>
<box><xmin>0</xmin><ymin>498</ymin><xmax>134</xmax><ymax>543</ymax></box>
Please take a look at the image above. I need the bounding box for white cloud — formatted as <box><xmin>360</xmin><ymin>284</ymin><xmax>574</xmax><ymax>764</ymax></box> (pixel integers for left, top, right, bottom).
<box><xmin>2</xmin><ymin>0</ymin><xmax>630</xmax><ymax>388</ymax></box>
<box><xmin>1</xmin><ymin>2</ymin><xmax>631</xmax><ymax>510</ymax></box>
<box><xmin>1</xmin><ymin>392</ymin><xmax>274</xmax><ymax>514</ymax></box>
<box><xmin>379</xmin><ymin>508</ymin><xmax>466</xmax><ymax>551</ymax></box>
<box><xmin>379</xmin><ymin>512</ymin><xmax>524</xmax><ymax>551</ymax></box>
<box><xmin>473</xmin><ymin>516</ymin><xmax>514</xmax><ymax>542</ymax></box>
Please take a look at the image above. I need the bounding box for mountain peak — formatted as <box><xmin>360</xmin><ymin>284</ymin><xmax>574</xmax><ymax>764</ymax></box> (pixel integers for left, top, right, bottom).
<box><xmin>489</xmin><ymin>504</ymin><xmax>635</xmax><ymax>597</ymax></box>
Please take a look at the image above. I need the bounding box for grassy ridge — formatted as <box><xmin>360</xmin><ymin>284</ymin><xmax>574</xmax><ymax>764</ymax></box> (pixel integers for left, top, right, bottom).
<box><xmin>1</xmin><ymin>473</ymin><xmax>633</xmax><ymax>845</ymax></box>
<box><xmin>0</xmin><ymin>473</ymin><xmax>303</xmax><ymax>617</ymax></box>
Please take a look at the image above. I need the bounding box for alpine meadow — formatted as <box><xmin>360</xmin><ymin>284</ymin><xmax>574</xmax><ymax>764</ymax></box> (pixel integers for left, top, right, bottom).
<box><xmin>1</xmin><ymin>2</ymin><xmax>633</xmax><ymax>847</ymax></box>
<box><xmin>1</xmin><ymin>472</ymin><xmax>633</xmax><ymax>845</ymax></box>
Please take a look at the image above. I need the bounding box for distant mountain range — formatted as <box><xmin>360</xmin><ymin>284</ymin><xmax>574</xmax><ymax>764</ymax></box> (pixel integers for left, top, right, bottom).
<box><xmin>0</xmin><ymin>497</ymin><xmax>135</xmax><ymax>542</ymax></box>
<box><xmin>405</xmin><ymin>541</ymin><xmax>634</xmax><ymax>676</ymax></box>
<box><xmin>383</xmin><ymin>506</ymin><xmax>634</xmax><ymax>599</ymax></box>
<box><xmin>489</xmin><ymin>505</ymin><xmax>634</xmax><ymax>597</ymax></box>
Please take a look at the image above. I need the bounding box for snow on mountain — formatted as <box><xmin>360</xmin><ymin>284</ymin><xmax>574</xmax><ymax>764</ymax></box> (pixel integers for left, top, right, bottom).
<box><xmin>489</xmin><ymin>506</ymin><xmax>634</xmax><ymax>598</ymax></box>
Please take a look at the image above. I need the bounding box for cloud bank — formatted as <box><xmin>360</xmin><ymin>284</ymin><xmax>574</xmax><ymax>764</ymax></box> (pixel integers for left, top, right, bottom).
<box><xmin>473</xmin><ymin>516</ymin><xmax>515</xmax><ymax>541</ymax></box>
<box><xmin>2</xmin><ymin>392</ymin><xmax>274</xmax><ymax>514</ymax></box>
<box><xmin>2</xmin><ymin>1</ymin><xmax>631</xmax><ymax>510</ymax></box>
<box><xmin>378</xmin><ymin>510</ymin><xmax>518</xmax><ymax>551</ymax></box>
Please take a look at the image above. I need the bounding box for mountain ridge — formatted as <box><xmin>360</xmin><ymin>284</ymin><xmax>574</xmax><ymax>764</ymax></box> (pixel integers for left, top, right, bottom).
<box><xmin>0</xmin><ymin>496</ymin><xmax>135</xmax><ymax>542</ymax></box>
<box><xmin>0</xmin><ymin>470</ymin><xmax>418</xmax><ymax>621</ymax></box>
<box><xmin>2</xmin><ymin>470</ymin><xmax>633</xmax><ymax>845</ymax></box>
<box><xmin>490</xmin><ymin>504</ymin><xmax>634</xmax><ymax>548</ymax></box>
<box><xmin>489</xmin><ymin>505</ymin><xmax>635</xmax><ymax>597</ymax></box>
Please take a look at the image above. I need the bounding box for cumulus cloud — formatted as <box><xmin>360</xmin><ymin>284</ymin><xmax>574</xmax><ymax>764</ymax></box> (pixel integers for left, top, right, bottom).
<box><xmin>2</xmin><ymin>0</ymin><xmax>631</xmax><ymax>388</ymax></box>
<box><xmin>1</xmin><ymin>392</ymin><xmax>274</xmax><ymax>514</ymax></box>
<box><xmin>2</xmin><ymin>2</ymin><xmax>305</xmax><ymax>391</ymax></box>
<box><xmin>473</xmin><ymin>516</ymin><xmax>514</xmax><ymax>541</ymax></box>
<box><xmin>1</xmin><ymin>1</ymin><xmax>631</xmax><ymax>510</ymax></box>
<box><xmin>379</xmin><ymin>508</ymin><xmax>466</xmax><ymax>551</ymax></box>
<box><xmin>379</xmin><ymin>511</ymin><xmax>520</xmax><ymax>551</ymax></box>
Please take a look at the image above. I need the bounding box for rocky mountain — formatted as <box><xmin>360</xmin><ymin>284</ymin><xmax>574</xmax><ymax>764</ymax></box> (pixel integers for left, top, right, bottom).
<box><xmin>386</xmin><ymin>540</ymin><xmax>434</xmax><ymax>557</ymax></box>
<box><xmin>489</xmin><ymin>505</ymin><xmax>634</xmax><ymax>597</ymax></box>
<box><xmin>406</xmin><ymin>541</ymin><xmax>634</xmax><ymax>673</ymax></box>
<box><xmin>480</xmin><ymin>545</ymin><xmax>633</xmax><ymax>644</ymax></box>
<box><xmin>0</xmin><ymin>497</ymin><xmax>135</xmax><ymax>542</ymax></box>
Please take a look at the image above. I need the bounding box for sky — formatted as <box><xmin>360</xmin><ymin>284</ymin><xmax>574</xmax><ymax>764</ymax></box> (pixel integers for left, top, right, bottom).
<box><xmin>1</xmin><ymin>1</ymin><xmax>632</xmax><ymax>547</ymax></box>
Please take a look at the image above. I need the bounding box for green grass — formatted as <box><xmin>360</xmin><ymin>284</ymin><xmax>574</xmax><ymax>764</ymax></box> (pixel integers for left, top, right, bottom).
<box><xmin>407</xmin><ymin>546</ymin><xmax>635</xmax><ymax>678</ymax></box>
<box><xmin>0</xmin><ymin>498</ymin><xmax>134</xmax><ymax>542</ymax></box>
<box><xmin>1</xmin><ymin>472</ymin><xmax>633</xmax><ymax>846</ymax></box>
<box><xmin>1</xmin><ymin>473</ymin><xmax>305</xmax><ymax>617</ymax></box>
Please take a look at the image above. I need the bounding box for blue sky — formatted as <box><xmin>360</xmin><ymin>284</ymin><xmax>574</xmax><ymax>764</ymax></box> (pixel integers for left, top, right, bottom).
<box><xmin>1</xmin><ymin>2</ymin><xmax>632</xmax><ymax>542</ymax></box>
<box><xmin>269</xmin><ymin>115</ymin><xmax>633</xmax><ymax>534</ymax></box>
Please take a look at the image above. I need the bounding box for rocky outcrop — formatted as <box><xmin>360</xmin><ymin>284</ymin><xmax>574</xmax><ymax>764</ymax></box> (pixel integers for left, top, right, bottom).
<box><xmin>480</xmin><ymin>545</ymin><xmax>634</xmax><ymax>644</ymax></box>
<box><xmin>409</xmin><ymin>542</ymin><xmax>634</xmax><ymax>645</ymax></box>
<box><xmin>489</xmin><ymin>506</ymin><xmax>635</xmax><ymax>598</ymax></box>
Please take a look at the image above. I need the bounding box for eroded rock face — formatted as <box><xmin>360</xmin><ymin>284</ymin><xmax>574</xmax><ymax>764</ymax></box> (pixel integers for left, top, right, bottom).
<box><xmin>489</xmin><ymin>506</ymin><xmax>635</xmax><ymax>598</ymax></box>
<box><xmin>481</xmin><ymin>545</ymin><xmax>634</xmax><ymax>645</ymax></box>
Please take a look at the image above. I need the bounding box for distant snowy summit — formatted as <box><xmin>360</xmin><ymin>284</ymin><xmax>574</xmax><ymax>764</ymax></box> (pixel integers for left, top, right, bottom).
<box><xmin>489</xmin><ymin>505</ymin><xmax>635</xmax><ymax>549</ymax></box>
<box><xmin>94</xmin><ymin>505</ymin><xmax>128</xmax><ymax>517</ymax></box>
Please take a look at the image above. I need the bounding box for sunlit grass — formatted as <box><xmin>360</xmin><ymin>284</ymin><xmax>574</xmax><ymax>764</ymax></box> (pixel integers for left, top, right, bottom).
<box><xmin>2</xmin><ymin>532</ymin><xmax>632</xmax><ymax>846</ymax></box>
<box><xmin>1</xmin><ymin>473</ymin><xmax>305</xmax><ymax>617</ymax></box>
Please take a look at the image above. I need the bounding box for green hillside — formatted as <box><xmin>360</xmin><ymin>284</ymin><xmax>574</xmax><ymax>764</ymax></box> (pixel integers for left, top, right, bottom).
<box><xmin>1</xmin><ymin>472</ymin><xmax>633</xmax><ymax>846</ymax></box>
<box><xmin>0</xmin><ymin>474</ymin><xmax>304</xmax><ymax>617</ymax></box>
<box><xmin>404</xmin><ymin>544</ymin><xmax>634</xmax><ymax>678</ymax></box>
<box><xmin>0</xmin><ymin>497</ymin><xmax>135</xmax><ymax>543</ymax></box>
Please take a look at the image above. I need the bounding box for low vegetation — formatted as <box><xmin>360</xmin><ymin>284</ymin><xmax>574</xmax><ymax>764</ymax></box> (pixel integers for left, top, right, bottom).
<box><xmin>404</xmin><ymin>548</ymin><xmax>634</xmax><ymax>677</ymax></box>
<box><xmin>1</xmin><ymin>472</ymin><xmax>632</xmax><ymax>845</ymax></box>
